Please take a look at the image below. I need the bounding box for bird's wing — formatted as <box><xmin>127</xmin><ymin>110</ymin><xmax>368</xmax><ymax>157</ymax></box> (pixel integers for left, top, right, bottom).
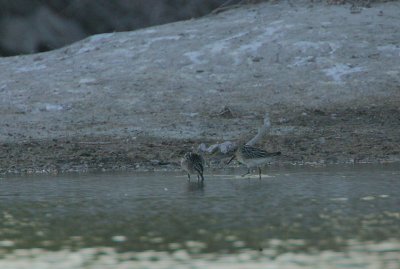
<box><xmin>242</xmin><ymin>145</ymin><xmax>279</xmax><ymax>158</ymax></box>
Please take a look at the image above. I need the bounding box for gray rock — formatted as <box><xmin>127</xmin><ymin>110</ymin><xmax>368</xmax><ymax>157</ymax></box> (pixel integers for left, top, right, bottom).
<box><xmin>0</xmin><ymin>1</ymin><xmax>399</xmax><ymax>173</ymax></box>
<box><xmin>1</xmin><ymin>0</ymin><xmax>398</xmax><ymax>143</ymax></box>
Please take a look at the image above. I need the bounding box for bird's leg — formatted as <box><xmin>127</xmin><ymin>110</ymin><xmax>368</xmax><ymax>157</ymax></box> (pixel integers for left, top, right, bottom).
<box><xmin>187</xmin><ymin>174</ymin><xmax>191</xmax><ymax>182</ymax></box>
<box><xmin>258</xmin><ymin>167</ymin><xmax>262</xmax><ymax>180</ymax></box>
<box><xmin>241</xmin><ymin>168</ymin><xmax>251</xmax><ymax>177</ymax></box>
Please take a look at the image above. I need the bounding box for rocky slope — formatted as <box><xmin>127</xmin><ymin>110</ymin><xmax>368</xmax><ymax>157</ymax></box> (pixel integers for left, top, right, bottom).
<box><xmin>0</xmin><ymin>0</ymin><xmax>399</xmax><ymax>174</ymax></box>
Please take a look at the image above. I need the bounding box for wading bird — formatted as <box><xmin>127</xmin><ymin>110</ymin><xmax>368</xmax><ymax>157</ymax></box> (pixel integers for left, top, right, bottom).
<box><xmin>227</xmin><ymin>143</ymin><xmax>281</xmax><ymax>179</ymax></box>
<box><xmin>181</xmin><ymin>152</ymin><xmax>205</xmax><ymax>183</ymax></box>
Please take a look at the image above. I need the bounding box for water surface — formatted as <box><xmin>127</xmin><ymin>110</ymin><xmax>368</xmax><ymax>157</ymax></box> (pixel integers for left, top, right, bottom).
<box><xmin>0</xmin><ymin>164</ymin><xmax>399</xmax><ymax>268</ymax></box>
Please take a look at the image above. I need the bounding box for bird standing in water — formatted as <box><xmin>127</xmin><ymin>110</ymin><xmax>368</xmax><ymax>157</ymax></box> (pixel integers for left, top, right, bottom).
<box><xmin>181</xmin><ymin>152</ymin><xmax>205</xmax><ymax>182</ymax></box>
<box><xmin>227</xmin><ymin>143</ymin><xmax>281</xmax><ymax>179</ymax></box>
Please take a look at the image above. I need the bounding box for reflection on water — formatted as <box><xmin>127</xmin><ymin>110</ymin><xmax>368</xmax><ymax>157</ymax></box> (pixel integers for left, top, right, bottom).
<box><xmin>186</xmin><ymin>181</ymin><xmax>205</xmax><ymax>193</ymax></box>
<box><xmin>0</xmin><ymin>164</ymin><xmax>399</xmax><ymax>268</ymax></box>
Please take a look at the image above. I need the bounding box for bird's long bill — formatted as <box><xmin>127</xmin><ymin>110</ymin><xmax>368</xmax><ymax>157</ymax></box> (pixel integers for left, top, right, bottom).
<box><xmin>226</xmin><ymin>155</ymin><xmax>235</xmax><ymax>165</ymax></box>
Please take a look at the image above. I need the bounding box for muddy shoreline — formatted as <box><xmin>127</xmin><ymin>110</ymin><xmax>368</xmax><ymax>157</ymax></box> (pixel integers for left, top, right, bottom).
<box><xmin>2</xmin><ymin>104</ymin><xmax>398</xmax><ymax>176</ymax></box>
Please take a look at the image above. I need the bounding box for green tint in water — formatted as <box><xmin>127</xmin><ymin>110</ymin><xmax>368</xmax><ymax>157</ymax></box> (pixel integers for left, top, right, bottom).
<box><xmin>0</xmin><ymin>164</ymin><xmax>399</xmax><ymax>256</ymax></box>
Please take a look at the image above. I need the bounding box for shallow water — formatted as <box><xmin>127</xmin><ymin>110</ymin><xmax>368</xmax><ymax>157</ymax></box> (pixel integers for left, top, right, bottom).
<box><xmin>0</xmin><ymin>164</ymin><xmax>399</xmax><ymax>268</ymax></box>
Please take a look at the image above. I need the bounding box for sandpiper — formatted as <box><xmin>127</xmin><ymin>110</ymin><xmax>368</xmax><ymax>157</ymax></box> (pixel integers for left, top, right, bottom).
<box><xmin>181</xmin><ymin>152</ymin><xmax>205</xmax><ymax>182</ymax></box>
<box><xmin>227</xmin><ymin>143</ymin><xmax>281</xmax><ymax>179</ymax></box>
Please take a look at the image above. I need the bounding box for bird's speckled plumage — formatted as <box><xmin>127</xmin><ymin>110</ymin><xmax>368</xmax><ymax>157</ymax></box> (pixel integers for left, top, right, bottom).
<box><xmin>228</xmin><ymin>143</ymin><xmax>281</xmax><ymax>179</ymax></box>
<box><xmin>181</xmin><ymin>152</ymin><xmax>205</xmax><ymax>182</ymax></box>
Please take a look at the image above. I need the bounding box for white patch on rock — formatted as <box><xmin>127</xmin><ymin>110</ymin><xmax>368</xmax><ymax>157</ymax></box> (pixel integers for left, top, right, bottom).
<box><xmin>15</xmin><ymin>63</ymin><xmax>47</xmax><ymax>73</ymax></box>
<box><xmin>292</xmin><ymin>41</ymin><xmax>339</xmax><ymax>54</ymax></box>
<box><xmin>323</xmin><ymin>64</ymin><xmax>366</xmax><ymax>84</ymax></box>
<box><xmin>377</xmin><ymin>44</ymin><xmax>400</xmax><ymax>56</ymax></box>
<box><xmin>77</xmin><ymin>46</ymin><xmax>94</xmax><ymax>54</ymax></box>
<box><xmin>289</xmin><ymin>56</ymin><xmax>316</xmax><ymax>67</ymax></box>
<box><xmin>198</xmin><ymin>143</ymin><xmax>208</xmax><ymax>152</ymax></box>
<box><xmin>184</xmin><ymin>22</ymin><xmax>292</xmax><ymax>66</ymax></box>
<box><xmin>386</xmin><ymin>70</ymin><xmax>399</xmax><ymax>76</ymax></box>
<box><xmin>183</xmin><ymin>51</ymin><xmax>206</xmax><ymax>65</ymax></box>
<box><xmin>184</xmin><ymin>32</ymin><xmax>247</xmax><ymax>65</ymax></box>
<box><xmin>219</xmin><ymin>141</ymin><xmax>236</xmax><ymax>154</ymax></box>
<box><xmin>79</xmin><ymin>78</ymin><xmax>97</xmax><ymax>84</ymax></box>
<box><xmin>237</xmin><ymin>24</ymin><xmax>291</xmax><ymax>54</ymax></box>
<box><xmin>199</xmin><ymin>141</ymin><xmax>236</xmax><ymax>154</ymax></box>
<box><xmin>288</xmin><ymin>41</ymin><xmax>340</xmax><ymax>67</ymax></box>
<box><xmin>41</xmin><ymin>104</ymin><xmax>67</xmax><ymax>112</ymax></box>
<box><xmin>210</xmin><ymin>32</ymin><xmax>248</xmax><ymax>54</ymax></box>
